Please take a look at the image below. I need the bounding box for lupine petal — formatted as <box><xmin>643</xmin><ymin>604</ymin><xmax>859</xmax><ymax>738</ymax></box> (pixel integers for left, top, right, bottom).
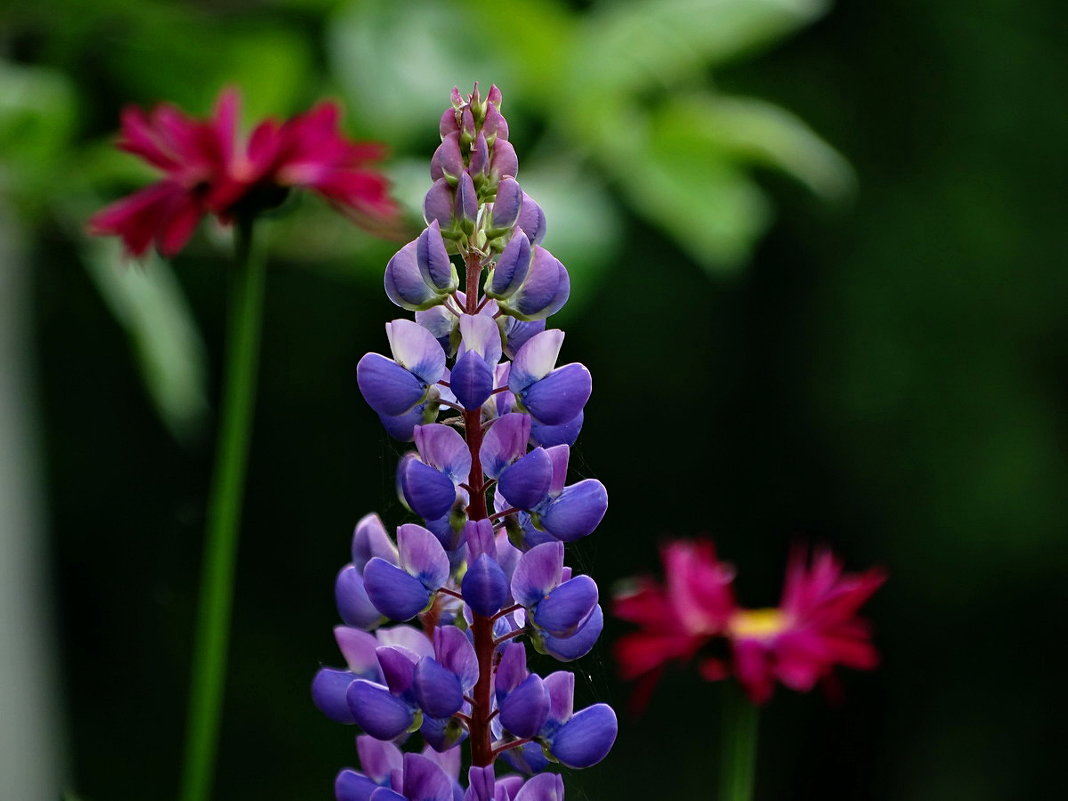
<box><xmin>462</xmin><ymin>553</ymin><xmax>508</xmax><ymax>617</ymax></box>
<box><xmin>376</xmin><ymin>645</ymin><xmax>419</xmax><ymax>695</ymax></box>
<box><xmin>428</xmin><ymin>627</ymin><xmax>475</xmax><ymax>693</ymax></box>
<box><xmin>416</xmin><ymin>305</ymin><xmax>458</xmax><ymax>354</ymax></box>
<box><xmin>500</xmin><ymin>673</ymin><xmax>549</xmax><ymax>738</ymax></box>
<box><xmin>533</xmin><ymin>575</ymin><xmax>598</xmax><ymax>637</ymax></box>
<box><xmin>414</xmin><ymin>424</ymin><xmax>472</xmax><ymax>484</ymax></box>
<box><xmin>335</xmin><ymin>769</ymin><xmax>379</xmax><ymax>801</ymax></box>
<box><xmin>414</xmin><ymin>657</ymin><xmax>464</xmax><ymax>718</ymax></box>
<box><xmin>417</xmin><ymin>221</ymin><xmax>458</xmax><ymax>292</ymax></box>
<box><xmin>462</xmin><ymin>518</ymin><xmax>496</xmax><ymax>560</ymax></box>
<box><xmin>424</xmin><ymin>178</ymin><xmax>456</xmax><ymax>230</ymax></box>
<box><xmin>370</xmin><ymin>789</ymin><xmax>406</xmax><ymax>801</ymax></box>
<box><xmin>494</xmin><ymin>642</ymin><xmax>528</xmax><ymax>695</ymax></box>
<box><xmin>491</xmin><ymin>139</ymin><xmax>518</xmax><ymax>179</ymax></box>
<box><xmin>386</xmin><ymin>319</ymin><xmax>447</xmax><ymax>385</ymax></box>
<box><xmin>385</xmin><ymin>240</ymin><xmax>439</xmax><ymax>311</ymax></box>
<box><xmin>507</xmin><ymin>248</ymin><xmax>569</xmax><ymax>321</ymax></box>
<box><xmin>487</xmin><ymin>233</ymin><xmax>531</xmax><ymax>299</ymax></box>
<box><xmin>520</xmin><ymin>364</ymin><xmax>591</xmax><ymax>426</ymax></box>
<box><xmin>397</xmin><ymin>524</ymin><xmax>451</xmax><ymax>591</ymax></box>
<box><xmin>402</xmin><ymin>753</ymin><xmax>455</xmax><ymax>801</ymax></box>
<box><xmin>530</xmin><ymin>412</ymin><xmax>583</xmax><ymax>448</ymax></box>
<box><xmin>357</xmin><ymin>735</ymin><xmax>404</xmax><ymax>783</ymax></box>
<box><xmin>336</xmin><ymin>566</ymin><xmax>385</xmax><ymax>629</ymax></box>
<box><xmin>430</xmin><ymin>133</ymin><xmax>464</xmax><ymax>183</ymax></box>
<box><xmin>543</xmin><ymin>671</ymin><xmax>574</xmax><ymax>723</ymax></box>
<box><xmin>480</xmin><ymin>413</ymin><xmax>532</xmax><ymax>479</ymax></box>
<box><xmin>498</xmin><ymin>448</ymin><xmax>553</xmax><ymax>510</ymax></box>
<box><xmin>357</xmin><ymin>353</ymin><xmax>426</xmax><ymax>416</ymax></box>
<box><xmin>465</xmin><ymin>766</ymin><xmax>495</xmax><ymax>801</ymax></box>
<box><xmin>456</xmin><ymin>173</ymin><xmax>477</xmax><ymax>228</ymax></box>
<box><xmin>347</xmin><ymin>680</ymin><xmax>414</xmax><ymax>740</ymax></box>
<box><xmin>509</xmin><ymin>330</ymin><xmax>564</xmax><ymax>393</ymax></box>
<box><xmin>399</xmin><ymin>459</ymin><xmax>458</xmax><ymax>522</ymax></box>
<box><xmin>501</xmin><ymin>742</ymin><xmax>550</xmax><ymax>776</ymax></box>
<box><xmin>516</xmin><ymin>193</ymin><xmax>546</xmax><ymax>245</ymax></box>
<box><xmin>500</xmin><ymin>318</ymin><xmax>545</xmax><ymax>362</ymax></box>
<box><xmin>364</xmin><ymin>557</ymin><xmax>432</xmax><ymax>621</ymax></box>
<box><xmin>336</xmin><ymin>626</ymin><xmax>382</xmax><ymax>677</ymax></box>
<box><xmin>513</xmin><ymin>773</ymin><xmax>564</xmax><ymax>801</ymax></box>
<box><xmin>542</xmin><ymin>604</ymin><xmax>603</xmax><ymax>662</ymax></box>
<box><xmin>352</xmin><ymin>513</ymin><xmax>398</xmax><ymax>571</ymax></box>
<box><xmin>511</xmin><ymin>541</ymin><xmax>565</xmax><ymax>607</ymax></box>
<box><xmin>548</xmin><ymin>703</ymin><xmax>617</xmax><ymax>768</ymax></box>
<box><xmin>490</xmin><ymin>178</ymin><xmax>523</xmax><ymax>232</ymax></box>
<box><xmin>456</xmin><ymin>314</ymin><xmax>503</xmax><ymax>365</ymax></box>
<box><xmin>538</xmin><ymin>480</ymin><xmax>607</xmax><ymax>542</ymax></box>
<box><xmin>312</xmin><ymin>668</ymin><xmax>357</xmax><ymax>723</ymax></box>
<box><xmin>544</xmin><ymin>446</ymin><xmax>570</xmax><ymax>496</ymax></box>
<box><xmin>420</xmin><ymin>716</ymin><xmax>468</xmax><ymax>754</ymax></box>
<box><xmin>376</xmin><ymin>626</ymin><xmax>435</xmax><ymax>660</ymax></box>
<box><xmin>379</xmin><ymin>404</ymin><xmax>429</xmax><ymax>442</ymax></box>
<box><xmin>450</xmin><ymin>350</ymin><xmax>494</xmax><ymax>410</ymax></box>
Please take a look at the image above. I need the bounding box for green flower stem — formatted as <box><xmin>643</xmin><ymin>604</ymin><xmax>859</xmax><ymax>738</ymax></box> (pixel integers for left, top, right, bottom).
<box><xmin>720</xmin><ymin>684</ymin><xmax>760</xmax><ymax>801</ymax></box>
<box><xmin>179</xmin><ymin>217</ymin><xmax>266</xmax><ymax>801</ymax></box>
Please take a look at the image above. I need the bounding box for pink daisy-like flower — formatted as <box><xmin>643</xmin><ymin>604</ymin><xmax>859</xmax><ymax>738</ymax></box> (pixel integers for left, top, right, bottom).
<box><xmin>728</xmin><ymin>547</ymin><xmax>886</xmax><ymax>704</ymax></box>
<box><xmin>613</xmin><ymin>538</ymin><xmax>884</xmax><ymax>707</ymax></box>
<box><xmin>88</xmin><ymin>88</ymin><xmax>397</xmax><ymax>258</ymax></box>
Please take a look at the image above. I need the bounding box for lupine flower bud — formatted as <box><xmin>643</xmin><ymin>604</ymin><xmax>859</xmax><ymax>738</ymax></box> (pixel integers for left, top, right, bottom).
<box><xmin>424</xmin><ymin>179</ymin><xmax>458</xmax><ymax>233</ymax></box>
<box><xmin>468</xmin><ymin>134</ymin><xmax>490</xmax><ymax>186</ymax></box>
<box><xmin>516</xmin><ymin>193</ymin><xmax>546</xmax><ymax>245</ymax></box>
<box><xmin>485</xmin><ymin>233</ymin><xmax>532</xmax><ymax>300</ymax></box>
<box><xmin>498</xmin><ymin>247</ymin><xmax>570</xmax><ymax>321</ymax></box>
<box><xmin>490</xmin><ymin>139</ymin><xmax>519</xmax><ymax>182</ymax></box>
<box><xmin>455</xmin><ymin>172</ymin><xmax>478</xmax><ymax>233</ymax></box>
<box><xmin>489</xmin><ymin>177</ymin><xmax>523</xmax><ymax>235</ymax></box>
<box><xmin>431</xmin><ymin>133</ymin><xmax>465</xmax><ymax>184</ymax></box>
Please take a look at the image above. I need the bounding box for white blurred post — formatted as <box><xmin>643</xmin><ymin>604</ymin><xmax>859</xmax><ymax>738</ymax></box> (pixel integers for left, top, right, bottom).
<box><xmin>0</xmin><ymin>196</ymin><xmax>65</xmax><ymax>800</ymax></box>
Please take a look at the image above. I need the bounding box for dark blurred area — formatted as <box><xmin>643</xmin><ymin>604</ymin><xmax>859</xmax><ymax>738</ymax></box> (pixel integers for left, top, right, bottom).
<box><xmin>2</xmin><ymin>1</ymin><xmax>1066</xmax><ymax>799</ymax></box>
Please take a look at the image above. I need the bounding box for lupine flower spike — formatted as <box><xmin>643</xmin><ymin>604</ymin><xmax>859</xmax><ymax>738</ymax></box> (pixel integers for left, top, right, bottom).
<box><xmin>314</xmin><ymin>85</ymin><xmax>616</xmax><ymax>801</ymax></box>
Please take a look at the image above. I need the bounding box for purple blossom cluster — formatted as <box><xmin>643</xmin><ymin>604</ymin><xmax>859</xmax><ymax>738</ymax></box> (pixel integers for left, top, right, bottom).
<box><xmin>312</xmin><ymin>85</ymin><xmax>616</xmax><ymax>801</ymax></box>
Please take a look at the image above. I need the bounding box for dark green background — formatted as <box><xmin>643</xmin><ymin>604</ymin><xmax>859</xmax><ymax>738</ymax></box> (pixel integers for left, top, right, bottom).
<box><xmin>6</xmin><ymin>0</ymin><xmax>1067</xmax><ymax>798</ymax></box>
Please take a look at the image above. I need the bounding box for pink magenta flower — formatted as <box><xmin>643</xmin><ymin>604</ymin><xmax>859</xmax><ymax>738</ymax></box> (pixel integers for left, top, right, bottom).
<box><xmin>613</xmin><ymin>538</ymin><xmax>885</xmax><ymax>706</ymax></box>
<box><xmin>88</xmin><ymin>88</ymin><xmax>397</xmax><ymax>257</ymax></box>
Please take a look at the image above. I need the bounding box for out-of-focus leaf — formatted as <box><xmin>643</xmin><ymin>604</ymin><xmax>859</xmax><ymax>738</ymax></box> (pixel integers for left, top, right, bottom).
<box><xmin>82</xmin><ymin>240</ymin><xmax>209</xmax><ymax>444</ymax></box>
<box><xmin>458</xmin><ymin>0</ymin><xmax>576</xmax><ymax>107</ymax></box>
<box><xmin>617</xmin><ymin>135</ymin><xmax>771</xmax><ymax>273</ymax></box>
<box><xmin>660</xmin><ymin>93</ymin><xmax>855</xmax><ymax>200</ymax></box>
<box><xmin>576</xmin><ymin>0</ymin><xmax>828</xmax><ymax>96</ymax></box>
<box><xmin>517</xmin><ymin>157</ymin><xmax>622</xmax><ymax>317</ymax></box>
<box><xmin>0</xmin><ymin>60</ymin><xmax>76</xmax><ymax>214</ymax></box>
<box><xmin>328</xmin><ymin>0</ymin><xmax>514</xmax><ymax>146</ymax></box>
<box><xmin>219</xmin><ymin>27</ymin><xmax>314</xmax><ymax>120</ymax></box>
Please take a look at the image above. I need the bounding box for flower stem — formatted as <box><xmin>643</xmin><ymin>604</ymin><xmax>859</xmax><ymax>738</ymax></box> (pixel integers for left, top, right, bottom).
<box><xmin>719</xmin><ymin>684</ymin><xmax>760</xmax><ymax>801</ymax></box>
<box><xmin>179</xmin><ymin>217</ymin><xmax>266</xmax><ymax>801</ymax></box>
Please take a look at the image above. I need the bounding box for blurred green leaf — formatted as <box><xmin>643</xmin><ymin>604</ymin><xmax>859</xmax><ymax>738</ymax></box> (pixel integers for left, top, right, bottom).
<box><xmin>219</xmin><ymin>27</ymin><xmax>315</xmax><ymax>120</ymax></box>
<box><xmin>0</xmin><ymin>59</ymin><xmax>77</xmax><ymax>214</ymax></box>
<box><xmin>82</xmin><ymin>240</ymin><xmax>209</xmax><ymax>444</ymax></box>
<box><xmin>576</xmin><ymin>0</ymin><xmax>828</xmax><ymax>96</ymax></box>
<box><xmin>328</xmin><ymin>0</ymin><xmax>515</xmax><ymax>146</ymax></box>
<box><xmin>660</xmin><ymin>93</ymin><xmax>855</xmax><ymax>200</ymax></box>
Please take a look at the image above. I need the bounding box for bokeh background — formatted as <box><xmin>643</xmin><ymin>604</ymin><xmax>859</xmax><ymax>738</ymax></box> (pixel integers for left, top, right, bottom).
<box><xmin>2</xmin><ymin>0</ymin><xmax>1066</xmax><ymax>799</ymax></box>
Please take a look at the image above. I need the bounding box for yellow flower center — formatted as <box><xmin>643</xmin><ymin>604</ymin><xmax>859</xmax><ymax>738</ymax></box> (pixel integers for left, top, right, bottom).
<box><xmin>729</xmin><ymin>608</ymin><xmax>787</xmax><ymax>640</ymax></box>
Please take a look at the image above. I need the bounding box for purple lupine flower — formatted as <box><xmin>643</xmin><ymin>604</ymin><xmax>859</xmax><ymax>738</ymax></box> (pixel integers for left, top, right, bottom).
<box><xmin>315</xmin><ymin>84</ymin><xmax>613</xmax><ymax>801</ymax></box>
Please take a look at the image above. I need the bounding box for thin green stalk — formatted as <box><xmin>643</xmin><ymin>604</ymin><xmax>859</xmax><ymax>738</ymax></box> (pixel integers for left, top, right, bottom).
<box><xmin>179</xmin><ymin>218</ymin><xmax>266</xmax><ymax>801</ymax></box>
<box><xmin>719</xmin><ymin>684</ymin><xmax>760</xmax><ymax>801</ymax></box>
